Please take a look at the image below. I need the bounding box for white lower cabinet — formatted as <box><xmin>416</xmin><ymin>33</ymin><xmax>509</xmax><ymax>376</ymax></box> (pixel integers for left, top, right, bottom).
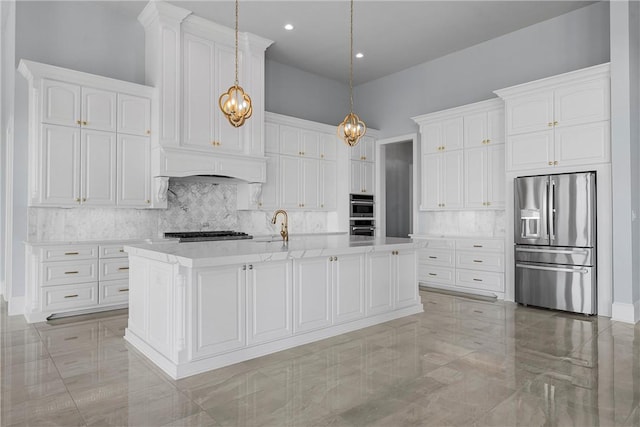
<box><xmin>417</xmin><ymin>237</ymin><xmax>505</xmax><ymax>297</ymax></box>
<box><xmin>293</xmin><ymin>257</ymin><xmax>332</xmax><ymax>333</ymax></box>
<box><xmin>396</xmin><ymin>250</ymin><xmax>419</xmax><ymax>308</ymax></box>
<box><xmin>117</xmin><ymin>134</ymin><xmax>151</xmax><ymax>207</ymax></box>
<box><xmin>333</xmin><ymin>253</ymin><xmax>366</xmax><ymax>324</ymax></box>
<box><xmin>366</xmin><ymin>249</ymin><xmax>417</xmax><ymax>314</ymax></box>
<box><xmin>248</xmin><ymin>261</ymin><xmax>292</xmax><ymax>344</ymax></box>
<box><xmin>25</xmin><ymin>241</ymin><xmax>138</xmax><ymax>322</ymax></box>
<box><xmin>280</xmin><ymin>156</ymin><xmax>319</xmax><ymax>209</ymax></box>
<box><xmin>421</xmin><ymin>151</ymin><xmax>463</xmax><ymax>210</ymax></box>
<box><xmin>464</xmin><ymin>144</ymin><xmax>505</xmax><ymax>209</ymax></box>
<box><xmin>350</xmin><ymin>160</ymin><xmax>374</xmax><ymax>195</ymax></box>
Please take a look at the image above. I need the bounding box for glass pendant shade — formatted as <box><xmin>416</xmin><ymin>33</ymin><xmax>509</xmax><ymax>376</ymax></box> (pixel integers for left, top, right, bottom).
<box><xmin>219</xmin><ymin>84</ymin><xmax>252</xmax><ymax>127</ymax></box>
<box><xmin>338</xmin><ymin>112</ymin><xmax>366</xmax><ymax>147</ymax></box>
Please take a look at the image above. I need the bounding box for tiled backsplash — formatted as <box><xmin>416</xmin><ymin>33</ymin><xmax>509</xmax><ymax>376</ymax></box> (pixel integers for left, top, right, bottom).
<box><xmin>28</xmin><ymin>181</ymin><xmax>329</xmax><ymax>241</ymax></box>
<box><xmin>417</xmin><ymin>210</ymin><xmax>506</xmax><ymax>237</ymax></box>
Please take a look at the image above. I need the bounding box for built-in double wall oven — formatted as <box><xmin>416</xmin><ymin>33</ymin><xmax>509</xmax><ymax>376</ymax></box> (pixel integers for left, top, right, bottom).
<box><xmin>350</xmin><ymin>194</ymin><xmax>375</xmax><ymax>236</ymax></box>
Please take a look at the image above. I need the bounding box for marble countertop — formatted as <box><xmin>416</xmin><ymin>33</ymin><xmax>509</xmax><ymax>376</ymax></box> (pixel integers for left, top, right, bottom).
<box><xmin>125</xmin><ymin>235</ymin><xmax>425</xmax><ymax>268</ymax></box>
<box><xmin>25</xmin><ymin>238</ymin><xmax>166</xmax><ymax>247</ymax></box>
<box><xmin>409</xmin><ymin>234</ymin><xmax>505</xmax><ymax>240</ymax></box>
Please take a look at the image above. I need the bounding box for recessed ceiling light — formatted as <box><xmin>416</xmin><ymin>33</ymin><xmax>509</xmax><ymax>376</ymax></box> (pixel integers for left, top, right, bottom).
<box><xmin>284</xmin><ymin>24</ymin><xmax>294</xmax><ymax>31</ymax></box>
<box><xmin>355</xmin><ymin>52</ymin><xmax>364</xmax><ymax>59</ymax></box>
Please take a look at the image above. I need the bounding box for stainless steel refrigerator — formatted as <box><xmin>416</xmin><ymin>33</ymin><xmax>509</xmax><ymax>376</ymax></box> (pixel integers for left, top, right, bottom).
<box><xmin>514</xmin><ymin>172</ymin><xmax>596</xmax><ymax>315</ymax></box>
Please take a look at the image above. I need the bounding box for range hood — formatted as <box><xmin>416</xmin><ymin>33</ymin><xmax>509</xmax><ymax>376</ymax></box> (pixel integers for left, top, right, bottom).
<box><xmin>152</xmin><ymin>147</ymin><xmax>267</xmax><ymax>184</ymax></box>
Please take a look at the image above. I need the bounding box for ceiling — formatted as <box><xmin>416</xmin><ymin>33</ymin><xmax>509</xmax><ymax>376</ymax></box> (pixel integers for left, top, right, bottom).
<box><xmin>112</xmin><ymin>1</ymin><xmax>596</xmax><ymax>85</ymax></box>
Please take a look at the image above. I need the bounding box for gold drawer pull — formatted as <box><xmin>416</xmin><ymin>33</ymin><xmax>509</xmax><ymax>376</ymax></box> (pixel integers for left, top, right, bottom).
<box><xmin>65</xmin><ymin>271</ymin><xmax>79</xmax><ymax>274</ymax></box>
<box><xmin>64</xmin><ymin>294</ymin><xmax>79</xmax><ymax>298</ymax></box>
<box><xmin>473</xmin><ymin>278</ymin><xmax>483</xmax><ymax>282</ymax></box>
<box><xmin>472</xmin><ymin>245</ymin><xmax>483</xmax><ymax>248</ymax></box>
<box><xmin>64</xmin><ymin>252</ymin><xmax>79</xmax><ymax>255</ymax></box>
<box><xmin>473</xmin><ymin>260</ymin><xmax>483</xmax><ymax>263</ymax></box>
<box><xmin>119</xmin><ymin>288</ymin><xmax>129</xmax><ymax>292</ymax></box>
<box><xmin>428</xmin><ymin>256</ymin><xmax>437</xmax><ymax>259</ymax></box>
<box><xmin>119</xmin><ymin>249</ymin><xmax>125</xmax><ymax>253</ymax></box>
<box><xmin>428</xmin><ymin>273</ymin><xmax>437</xmax><ymax>276</ymax></box>
<box><xmin>118</xmin><ymin>267</ymin><xmax>129</xmax><ymax>271</ymax></box>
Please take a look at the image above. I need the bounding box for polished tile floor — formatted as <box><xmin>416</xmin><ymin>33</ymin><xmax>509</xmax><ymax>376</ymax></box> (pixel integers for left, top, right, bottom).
<box><xmin>2</xmin><ymin>290</ymin><xmax>640</xmax><ymax>426</ymax></box>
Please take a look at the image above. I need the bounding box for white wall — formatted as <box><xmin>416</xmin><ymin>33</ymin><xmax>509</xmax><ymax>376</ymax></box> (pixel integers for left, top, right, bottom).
<box><xmin>354</xmin><ymin>1</ymin><xmax>610</xmax><ymax>138</ymax></box>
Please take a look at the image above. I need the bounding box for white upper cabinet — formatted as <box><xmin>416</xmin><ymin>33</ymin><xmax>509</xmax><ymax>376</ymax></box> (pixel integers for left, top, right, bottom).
<box><xmin>496</xmin><ymin>63</ymin><xmax>611</xmax><ymax>172</ymax></box>
<box><xmin>350</xmin><ymin>136</ymin><xmax>375</xmax><ymax>162</ymax></box>
<box><xmin>214</xmin><ymin>44</ymin><xmax>243</xmax><ymax>153</ymax></box>
<box><xmin>486</xmin><ymin>144</ymin><xmax>505</xmax><ymax>208</ymax></box>
<box><xmin>279</xmin><ymin>126</ymin><xmax>300</xmax><ymax>156</ymax></box>
<box><xmin>82</xmin><ymin>87</ymin><xmax>117</xmax><ymax>132</ymax></box>
<box><xmin>422</xmin><ymin>118</ymin><xmax>463</xmax><ymax>154</ymax></box>
<box><xmin>20</xmin><ymin>60</ymin><xmax>156</xmax><ymax>208</ymax></box>
<box><xmin>320</xmin><ymin>160</ymin><xmax>337</xmax><ymax>211</ymax></box>
<box><xmin>117</xmin><ymin>94</ymin><xmax>151</xmax><ymax>137</ymax></box>
<box><xmin>465</xmin><ymin>144</ymin><xmax>505</xmax><ymax>209</ymax></box>
<box><xmin>464</xmin><ymin>108</ymin><xmax>505</xmax><ymax>148</ymax></box>
<box><xmin>300</xmin><ymin>130</ymin><xmax>321</xmax><ymax>158</ymax></box>
<box><xmin>41</xmin><ymin>79</ymin><xmax>81</xmax><ymax>127</ymax></box>
<box><xmin>117</xmin><ymin>134</ymin><xmax>151</xmax><ymax>207</ymax></box>
<box><xmin>319</xmin><ymin>133</ymin><xmax>337</xmax><ymax>160</ymax></box>
<box><xmin>350</xmin><ymin>160</ymin><xmax>374</xmax><ymax>195</ymax></box>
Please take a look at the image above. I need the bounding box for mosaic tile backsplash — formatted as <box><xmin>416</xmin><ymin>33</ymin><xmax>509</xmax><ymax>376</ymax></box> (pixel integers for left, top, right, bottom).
<box><xmin>28</xmin><ymin>181</ymin><xmax>329</xmax><ymax>241</ymax></box>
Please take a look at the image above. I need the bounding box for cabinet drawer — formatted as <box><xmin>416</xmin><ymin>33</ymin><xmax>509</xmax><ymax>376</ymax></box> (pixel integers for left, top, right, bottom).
<box><xmin>419</xmin><ymin>249</ymin><xmax>454</xmax><ymax>267</ymax></box>
<box><xmin>99</xmin><ymin>244</ymin><xmax>128</xmax><ymax>259</ymax></box>
<box><xmin>420</xmin><ymin>239</ymin><xmax>455</xmax><ymax>250</ymax></box>
<box><xmin>456</xmin><ymin>270</ymin><xmax>504</xmax><ymax>292</ymax></box>
<box><xmin>42</xmin><ymin>282</ymin><xmax>98</xmax><ymax>311</ymax></box>
<box><xmin>100</xmin><ymin>279</ymin><xmax>129</xmax><ymax>305</ymax></box>
<box><xmin>456</xmin><ymin>252</ymin><xmax>505</xmax><ymax>272</ymax></box>
<box><xmin>455</xmin><ymin>239</ymin><xmax>504</xmax><ymax>252</ymax></box>
<box><xmin>418</xmin><ymin>266</ymin><xmax>455</xmax><ymax>286</ymax></box>
<box><xmin>99</xmin><ymin>258</ymin><xmax>130</xmax><ymax>281</ymax></box>
<box><xmin>42</xmin><ymin>260</ymin><xmax>98</xmax><ymax>286</ymax></box>
<box><xmin>40</xmin><ymin>245</ymin><xmax>98</xmax><ymax>262</ymax></box>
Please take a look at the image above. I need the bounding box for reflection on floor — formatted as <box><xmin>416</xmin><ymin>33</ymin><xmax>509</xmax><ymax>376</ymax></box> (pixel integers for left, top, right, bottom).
<box><xmin>2</xmin><ymin>290</ymin><xmax>639</xmax><ymax>426</ymax></box>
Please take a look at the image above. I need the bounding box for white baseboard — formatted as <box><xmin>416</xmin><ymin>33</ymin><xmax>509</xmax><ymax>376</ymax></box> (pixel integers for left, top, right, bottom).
<box><xmin>611</xmin><ymin>301</ymin><xmax>640</xmax><ymax>324</ymax></box>
<box><xmin>8</xmin><ymin>296</ymin><xmax>25</xmax><ymax>316</ymax></box>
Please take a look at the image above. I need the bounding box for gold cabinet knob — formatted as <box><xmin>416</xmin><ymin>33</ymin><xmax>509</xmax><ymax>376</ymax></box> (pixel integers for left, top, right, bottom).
<box><xmin>486</xmin><ymin>139</ymin><xmax>490</xmax><ymax>144</ymax></box>
<box><xmin>548</xmin><ymin>161</ymin><xmax>553</xmax><ymax>166</ymax></box>
<box><xmin>76</xmin><ymin>120</ymin><xmax>81</xmax><ymax>125</ymax></box>
<box><xmin>258</xmin><ymin>202</ymin><xmax>263</xmax><ymax>207</ymax></box>
<box><xmin>146</xmin><ymin>199</ymin><xmax>150</xmax><ymax>204</ymax></box>
<box><xmin>363</xmin><ymin>156</ymin><xmax>367</xmax><ymax>160</ymax></box>
<box><xmin>82</xmin><ymin>121</ymin><xmax>87</xmax><ymax>126</ymax></box>
<box><xmin>146</xmin><ymin>130</ymin><xmax>151</xmax><ymax>135</ymax></box>
<box><xmin>548</xmin><ymin>122</ymin><xmax>553</xmax><ymax>127</ymax></box>
<box><xmin>320</xmin><ymin>154</ymin><xmax>324</xmax><ymax>159</ymax></box>
<box><xmin>75</xmin><ymin>198</ymin><xmax>80</xmax><ymax>202</ymax></box>
<box><xmin>554</xmin><ymin>121</ymin><xmax>558</xmax><ymax>126</ymax></box>
<box><xmin>487</xmin><ymin>202</ymin><xmax>491</xmax><ymax>206</ymax></box>
<box><xmin>320</xmin><ymin>204</ymin><xmax>324</xmax><ymax>208</ymax></box>
<box><xmin>335</xmin><ymin>256</ymin><xmax>338</xmax><ymax>261</ymax></box>
<box><xmin>82</xmin><ymin>198</ymin><xmax>87</xmax><ymax>202</ymax></box>
<box><xmin>554</xmin><ymin>161</ymin><xmax>558</xmax><ymax>165</ymax></box>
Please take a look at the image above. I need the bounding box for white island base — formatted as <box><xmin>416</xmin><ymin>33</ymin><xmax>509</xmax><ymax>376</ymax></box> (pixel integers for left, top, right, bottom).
<box><xmin>123</xmin><ymin>236</ymin><xmax>424</xmax><ymax>379</ymax></box>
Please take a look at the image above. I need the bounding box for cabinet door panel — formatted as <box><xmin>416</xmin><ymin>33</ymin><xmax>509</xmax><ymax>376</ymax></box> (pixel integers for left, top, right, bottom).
<box><xmin>42</xmin><ymin>79</ymin><xmax>80</xmax><ymax>127</ymax></box>
<box><xmin>301</xmin><ymin>130</ymin><xmax>320</xmax><ymax>158</ymax></box>
<box><xmin>442</xmin><ymin>151</ymin><xmax>463</xmax><ymax>209</ymax></box>
<box><xmin>248</xmin><ymin>261</ymin><xmax>292</xmax><ymax>344</ymax></box>
<box><xmin>280</xmin><ymin>126</ymin><xmax>300</xmax><ymax>156</ymax></box>
<box><xmin>554</xmin><ymin>122</ymin><xmax>610</xmax><ymax>167</ymax></box>
<box><xmin>361</xmin><ymin>161</ymin><xmax>374</xmax><ymax>195</ymax></box>
<box><xmin>183</xmin><ymin>34</ymin><xmax>214</xmax><ymax>148</ymax></box>
<box><xmin>421</xmin><ymin>122</ymin><xmax>442</xmax><ymax>154</ymax></box>
<box><xmin>41</xmin><ymin>124</ymin><xmax>80</xmax><ymax>205</ymax></box>
<box><xmin>320</xmin><ymin>160</ymin><xmax>337</xmax><ymax>210</ymax></box>
<box><xmin>507</xmin><ymin>92</ymin><xmax>554</xmax><ymax>135</ymax></box>
<box><xmin>301</xmin><ymin>158</ymin><xmax>319</xmax><ymax>209</ymax></box>
<box><xmin>487</xmin><ymin>108</ymin><xmax>505</xmax><ymax>144</ymax></box>
<box><xmin>463</xmin><ymin>147</ymin><xmax>486</xmax><ymax>209</ymax></box>
<box><xmin>362</xmin><ymin>136</ymin><xmax>375</xmax><ymax>162</ymax></box>
<box><xmin>215</xmin><ymin>44</ymin><xmax>243</xmax><ymax>152</ymax></box>
<box><xmin>486</xmin><ymin>144</ymin><xmax>505</xmax><ymax>208</ymax></box>
<box><xmin>193</xmin><ymin>266</ymin><xmax>245</xmax><ymax>358</ymax></box>
<box><xmin>118</xmin><ymin>94</ymin><xmax>151</xmax><ymax>137</ymax></box>
<box><xmin>259</xmin><ymin>155</ymin><xmax>279</xmax><ymax>209</ymax></box>
<box><xmin>280</xmin><ymin>156</ymin><xmax>301</xmax><ymax>208</ymax></box>
<box><xmin>396</xmin><ymin>251</ymin><xmax>418</xmax><ymax>308</ymax></box>
<box><xmin>366</xmin><ymin>252</ymin><xmax>393</xmax><ymax>315</ymax></box>
<box><xmin>421</xmin><ymin>154</ymin><xmax>440</xmax><ymax>210</ymax></box>
<box><xmin>463</xmin><ymin>112</ymin><xmax>487</xmax><ymax>148</ymax></box>
<box><xmin>117</xmin><ymin>135</ymin><xmax>150</xmax><ymax>207</ymax></box>
<box><xmin>507</xmin><ymin>131</ymin><xmax>553</xmax><ymax>171</ymax></box>
<box><xmin>81</xmin><ymin>129</ymin><xmax>116</xmax><ymax>206</ymax></box>
<box><xmin>442</xmin><ymin>117</ymin><xmax>463</xmax><ymax>151</ymax></box>
<box><xmin>350</xmin><ymin>160</ymin><xmax>362</xmax><ymax>195</ymax></box>
<box><xmin>319</xmin><ymin>133</ymin><xmax>337</xmax><ymax>160</ymax></box>
<box><xmin>265</xmin><ymin>122</ymin><xmax>279</xmax><ymax>153</ymax></box>
<box><xmin>333</xmin><ymin>254</ymin><xmax>365</xmax><ymax>324</ymax></box>
<box><xmin>294</xmin><ymin>258</ymin><xmax>331</xmax><ymax>333</ymax></box>
<box><xmin>554</xmin><ymin>78</ymin><xmax>609</xmax><ymax>128</ymax></box>
<box><xmin>82</xmin><ymin>87</ymin><xmax>117</xmax><ymax>132</ymax></box>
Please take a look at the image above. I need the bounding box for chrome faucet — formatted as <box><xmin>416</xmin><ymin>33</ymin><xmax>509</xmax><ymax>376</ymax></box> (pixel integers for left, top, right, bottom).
<box><xmin>271</xmin><ymin>209</ymin><xmax>289</xmax><ymax>242</ymax></box>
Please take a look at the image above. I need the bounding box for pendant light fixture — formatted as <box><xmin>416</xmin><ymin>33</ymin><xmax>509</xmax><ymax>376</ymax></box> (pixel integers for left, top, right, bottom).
<box><xmin>338</xmin><ymin>0</ymin><xmax>366</xmax><ymax>147</ymax></box>
<box><xmin>219</xmin><ymin>0</ymin><xmax>252</xmax><ymax>127</ymax></box>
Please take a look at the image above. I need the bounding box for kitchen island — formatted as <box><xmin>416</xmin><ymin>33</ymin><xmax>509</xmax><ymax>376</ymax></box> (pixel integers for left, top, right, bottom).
<box><xmin>124</xmin><ymin>235</ymin><xmax>424</xmax><ymax>379</ymax></box>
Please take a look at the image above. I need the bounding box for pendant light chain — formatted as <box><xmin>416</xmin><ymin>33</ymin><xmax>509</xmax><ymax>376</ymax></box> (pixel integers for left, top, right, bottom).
<box><xmin>349</xmin><ymin>0</ymin><xmax>354</xmax><ymax>113</ymax></box>
<box><xmin>234</xmin><ymin>0</ymin><xmax>239</xmax><ymax>86</ymax></box>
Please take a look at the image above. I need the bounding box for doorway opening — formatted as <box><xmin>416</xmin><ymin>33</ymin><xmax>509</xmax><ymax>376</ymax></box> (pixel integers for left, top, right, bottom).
<box><xmin>383</xmin><ymin>140</ymin><xmax>413</xmax><ymax>238</ymax></box>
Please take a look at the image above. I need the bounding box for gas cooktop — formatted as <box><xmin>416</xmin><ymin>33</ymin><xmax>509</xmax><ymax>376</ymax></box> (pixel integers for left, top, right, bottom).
<box><xmin>164</xmin><ymin>231</ymin><xmax>253</xmax><ymax>242</ymax></box>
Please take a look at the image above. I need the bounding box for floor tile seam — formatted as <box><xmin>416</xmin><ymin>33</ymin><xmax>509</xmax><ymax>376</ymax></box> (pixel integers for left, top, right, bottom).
<box><xmin>46</xmin><ymin>343</ymin><xmax>91</xmax><ymax>426</ymax></box>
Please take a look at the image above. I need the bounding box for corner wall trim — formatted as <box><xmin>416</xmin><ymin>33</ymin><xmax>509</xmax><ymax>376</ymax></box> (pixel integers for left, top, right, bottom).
<box><xmin>611</xmin><ymin>301</ymin><xmax>638</xmax><ymax>324</ymax></box>
<box><xmin>8</xmin><ymin>296</ymin><xmax>25</xmax><ymax>316</ymax></box>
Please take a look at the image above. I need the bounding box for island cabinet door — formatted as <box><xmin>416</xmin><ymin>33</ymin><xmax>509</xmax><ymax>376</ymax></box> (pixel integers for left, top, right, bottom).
<box><xmin>247</xmin><ymin>260</ymin><xmax>293</xmax><ymax>345</ymax></box>
<box><xmin>191</xmin><ymin>265</ymin><xmax>246</xmax><ymax>359</ymax></box>
<box><xmin>293</xmin><ymin>257</ymin><xmax>332</xmax><ymax>333</ymax></box>
<box><xmin>366</xmin><ymin>252</ymin><xmax>394</xmax><ymax>316</ymax></box>
<box><xmin>333</xmin><ymin>253</ymin><xmax>365</xmax><ymax>324</ymax></box>
<box><xmin>395</xmin><ymin>250</ymin><xmax>419</xmax><ymax>309</ymax></box>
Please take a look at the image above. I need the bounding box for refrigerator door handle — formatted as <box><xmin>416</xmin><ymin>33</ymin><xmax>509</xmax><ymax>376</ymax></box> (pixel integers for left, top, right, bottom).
<box><xmin>515</xmin><ymin>247</ymin><xmax>589</xmax><ymax>255</ymax></box>
<box><xmin>516</xmin><ymin>263</ymin><xmax>589</xmax><ymax>274</ymax></box>
<box><xmin>548</xmin><ymin>180</ymin><xmax>556</xmax><ymax>242</ymax></box>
